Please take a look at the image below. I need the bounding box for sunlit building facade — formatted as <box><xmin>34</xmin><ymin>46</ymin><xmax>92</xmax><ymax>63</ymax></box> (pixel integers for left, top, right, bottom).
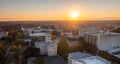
<box><xmin>84</xmin><ymin>32</ymin><xmax>120</xmax><ymax>51</ymax></box>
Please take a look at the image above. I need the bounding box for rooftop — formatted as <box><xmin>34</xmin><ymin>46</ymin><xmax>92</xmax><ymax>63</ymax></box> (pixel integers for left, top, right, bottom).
<box><xmin>68</xmin><ymin>52</ymin><xmax>91</xmax><ymax>60</ymax></box>
<box><xmin>109</xmin><ymin>47</ymin><xmax>120</xmax><ymax>59</ymax></box>
<box><xmin>86</xmin><ymin>31</ymin><xmax>120</xmax><ymax>36</ymax></box>
<box><xmin>76</xmin><ymin>56</ymin><xmax>110</xmax><ymax>64</ymax></box>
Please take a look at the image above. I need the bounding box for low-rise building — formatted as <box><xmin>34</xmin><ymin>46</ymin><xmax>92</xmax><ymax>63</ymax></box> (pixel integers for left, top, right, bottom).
<box><xmin>109</xmin><ymin>47</ymin><xmax>120</xmax><ymax>60</ymax></box>
<box><xmin>68</xmin><ymin>52</ymin><xmax>91</xmax><ymax>64</ymax></box>
<box><xmin>23</xmin><ymin>38</ymin><xmax>32</xmax><ymax>42</ymax></box>
<box><xmin>68</xmin><ymin>52</ymin><xmax>111</xmax><ymax>64</ymax></box>
<box><xmin>35</xmin><ymin>42</ymin><xmax>57</xmax><ymax>56</ymax></box>
<box><xmin>34</xmin><ymin>31</ymin><xmax>57</xmax><ymax>56</ymax></box>
<box><xmin>22</xmin><ymin>27</ymin><xmax>53</xmax><ymax>38</ymax></box>
<box><xmin>28</xmin><ymin>27</ymin><xmax>53</xmax><ymax>37</ymax></box>
<box><xmin>0</xmin><ymin>32</ymin><xmax>7</xmax><ymax>39</ymax></box>
<box><xmin>75</xmin><ymin>56</ymin><xmax>111</xmax><ymax>64</ymax></box>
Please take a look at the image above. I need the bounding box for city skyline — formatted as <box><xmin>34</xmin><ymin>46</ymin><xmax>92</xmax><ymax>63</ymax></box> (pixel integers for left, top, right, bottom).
<box><xmin>0</xmin><ymin>0</ymin><xmax>120</xmax><ymax>21</ymax></box>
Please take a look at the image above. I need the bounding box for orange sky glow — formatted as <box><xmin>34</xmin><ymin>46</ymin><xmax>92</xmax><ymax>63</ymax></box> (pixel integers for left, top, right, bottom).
<box><xmin>0</xmin><ymin>0</ymin><xmax>120</xmax><ymax>21</ymax></box>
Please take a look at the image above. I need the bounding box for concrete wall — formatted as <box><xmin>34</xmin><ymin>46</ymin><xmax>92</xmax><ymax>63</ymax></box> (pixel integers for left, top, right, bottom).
<box><xmin>98</xmin><ymin>35</ymin><xmax>120</xmax><ymax>50</ymax></box>
<box><xmin>47</xmin><ymin>44</ymin><xmax>57</xmax><ymax>56</ymax></box>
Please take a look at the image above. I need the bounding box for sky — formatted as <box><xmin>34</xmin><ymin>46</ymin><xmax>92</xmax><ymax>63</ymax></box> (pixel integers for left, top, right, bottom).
<box><xmin>0</xmin><ymin>0</ymin><xmax>120</xmax><ymax>21</ymax></box>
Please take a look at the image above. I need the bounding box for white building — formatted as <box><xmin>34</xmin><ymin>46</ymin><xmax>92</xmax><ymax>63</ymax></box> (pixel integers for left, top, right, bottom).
<box><xmin>84</xmin><ymin>32</ymin><xmax>120</xmax><ymax>51</ymax></box>
<box><xmin>78</xmin><ymin>24</ymin><xmax>100</xmax><ymax>37</ymax></box>
<box><xmin>61</xmin><ymin>31</ymin><xmax>73</xmax><ymax>37</ymax></box>
<box><xmin>23</xmin><ymin>38</ymin><xmax>32</xmax><ymax>42</ymax></box>
<box><xmin>68</xmin><ymin>52</ymin><xmax>91</xmax><ymax>64</ymax></box>
<box><xmin>0</xmin><ymin>32</ymin><xmax>7</xmax><ymax>39</ymax></box>
<box><xmin>35</xmin><ymin>42</ymin><xmax>48</xmax><ymax>54</ymax></box>
<box><xmin>22</xmin><ymin>27</ymin><xmax>53</xmax><ymax>37</ymax></box>
<box><xmin>75</xmin><ymin>56</ymin><xmax>111</xmax><ymax>64</ymax></box>
<box><xmin>29</xmin><ymin>28</ymin><xmax>49</xmax><ymax>37</ymax></box>
<box><xmin>34</xmin><ymin>31</ymin><xmax>57</xmax><ymax>56</ymax></box>
<box><xmin>68</xmin><ymin>52</ymin><xmax>111</xmax><ymax>64</ymax></box>
<box><xmin>47</xmin><ymin>43</ymin><xmax>57</xmax><ymax>56</ymax></box>
<box><xmin>22</xmin><ymin>27</ymin><xmax>57</xmax><ymax>56</ymax></box>
<box><xmin>109</xmin><ymin>47</ymin><xmax>120</xmax><ymax>59</ymax></box>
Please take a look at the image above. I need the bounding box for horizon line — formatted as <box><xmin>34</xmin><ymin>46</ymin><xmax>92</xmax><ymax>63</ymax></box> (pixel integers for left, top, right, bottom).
<box><xmin>0</xmin><ymin>19</ymin><xmax>120</xmax><ymax>22</ymax></box>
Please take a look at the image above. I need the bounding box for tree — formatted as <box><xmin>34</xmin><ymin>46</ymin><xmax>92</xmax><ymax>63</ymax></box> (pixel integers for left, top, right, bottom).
<box><xmin>5</xmin><ymin>35</ymin><xmax>14</xmax><ymax>42</ymax></box>
<box><xmin>78</xmin><ymin>37</ymin><xmax>85</xmax><ymax>51</ymax></box>
<box><xmin>111</xmin><ymin>28</ymin><xmax>120</xmax><ymax>33</ymax></box>
<box><xmin>8</xmin><ymin>30</ymin><xmax>17</xmax><ymax>37</ymax></box>
<box><xmin>11</xmin><ymin>45</ymin><xmax>21</xmax><ymax>64</ymax></box>
<box><xmin>83</xmin><ymin>42</ymin><xmax>98</xmax><ymax>55</ymax></box>
<box><xmin>98</xmin><ymin>50</ymin><xmax>113</xmax><ymax>60</ymax></box>
<box><xmin>78</xmin><ymin>37</ymin><xmax>98</xmax><ymax>54</ymax></box>
<box><xmin>58</xmin><ymin>36</ymin><xmax>69</xmax><ymax>60</ymax></box>
<box><xmin>15</xmin><ymin>38</ymin><xmax>24</xmax><ymax>45</ymax></box>
<box><xmin>16</xmin><ymin>32</ymin><xmax>24</xmax><ymax>39</ymax></box>
<box><xmin>51</xmin><ymin>35</ymin><xmax>56</xmax><ymax>41</ymax></box>
<box><xmin>52</xmin><ymin>30</ymin><xmax>60</xmax><ymax>36</ymax></box>
<box><xmin>79</xmin><ymin>37</ymin><xmax>85</xmax><ymax>44</ymax></box>
<box><xmin>33</xmin><ymin>57</ymin><xmax>45</xmax><ymax>64</ymax></box>
<box><xmin>0</xmin><ymin>44</ymin><xmax>6</xmax><ymax>61</ymax></box>
<box><xmin>23</xmin><ymin>46</ymin><xmax>40</xmax><ymax>58</ymax></box>
<box><xmin>69</xmin><ymin>44</ymin><xmax>84</xmax><ymax>53</ymax></box>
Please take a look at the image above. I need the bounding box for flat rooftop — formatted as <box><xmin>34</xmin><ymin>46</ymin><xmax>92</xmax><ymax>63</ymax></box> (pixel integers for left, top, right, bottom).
<box><xmin>109</xmin><ymin>47</ymin><xmax>120</xmax><ymax>59</ymax></box>
<box><xmin>86</xmin><ymin>31</ymin><xmax>120</xmax><ymax>36</ymax></box>
<box><xmin>76</xmin><ymin>56</ymin><xmax>110</xmax><ymax>64</ymax></box>
<box><xmin>68</xmin><ymin>52</ymin><xmax>91</xmax><ymax>60</ymax></box>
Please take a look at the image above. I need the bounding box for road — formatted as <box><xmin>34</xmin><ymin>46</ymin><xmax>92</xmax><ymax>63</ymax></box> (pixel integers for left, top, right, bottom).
<box><xmin>45</xmin><ymin>55</ymin><xmax>68</xmax><ymax>64</ymax></box>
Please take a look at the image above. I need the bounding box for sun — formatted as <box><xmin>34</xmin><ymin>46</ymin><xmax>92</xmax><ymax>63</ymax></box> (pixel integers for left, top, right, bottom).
<box><xmin>70</xmin><ymin>11</ymin><xmax>79</xmax><ymax>19</ymax></box>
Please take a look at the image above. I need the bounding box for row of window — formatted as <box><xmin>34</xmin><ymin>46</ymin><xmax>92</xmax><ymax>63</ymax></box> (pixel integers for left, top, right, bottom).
<box><xmin>84</xmin><ymin>34</ymin><xmax>98</xmax><ymax>45</ymax></box>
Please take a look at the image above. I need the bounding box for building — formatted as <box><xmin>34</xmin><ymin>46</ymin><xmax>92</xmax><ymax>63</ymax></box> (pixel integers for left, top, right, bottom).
<box><xmin>75</xmin><ymin>56</ymin><xmax>111</xmax><ymax>64</ymax></box>
<box><xmin>0</xmin><ymin>32</ymin><xmax>7</xmax><ymax>39</ymax></box>
<box><xmin>47</xmin><ymin>43</ymin><xmax>57</xmax><ymax>56</ymax></box>
<box><xmin>22</xmin><ymin>27</ymin><xmax>53</xmax><ymax>36</ymax></box>
<box><xmin>28</xmin><ymin>28</ymin><xmax>49</xmax><ymax>37</ymax></box>
<box><xmin>23</xmin><ymin>27</ymin><xmax>57</xmax><ymax>56</ymax></box>
<box><xmin>23</xmin><ymin>38</ymin><xmax>32</xmax><ymax>42</ymax></box>
<box><xmin>84</xmin><ymin>32</ymin><xmax>120</xmax><ymax>51</ymax></box>
<box><xmin>61</xmin><ymin>30</ymin><xmax>73</xmax><ymax>36</ymax></box>
<box><xmin>68</xmin><ymin>52</ymin><xmax>111</xmax><ymax>64</ymax></box>
<box><xmin>109</xmin><ymin>47</ymin><xmax>120</xmax><ymax>60</ymax></box>
<box><xmin>34</xmin><ymin>31</ymin><xmax>57</xmax><ymax>56</ymax></box>
<box><xmin>78</xmin><ymin>24</ymin><xmax>100</xmax><ymax>37</ymax></box>
<box><xmin>68</xmin><ymin>52</ymin><xmax>91</xmax><ymax>64</ymax></box>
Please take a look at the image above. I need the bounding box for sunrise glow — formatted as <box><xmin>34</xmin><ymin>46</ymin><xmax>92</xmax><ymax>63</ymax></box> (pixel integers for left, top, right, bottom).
<box><xmin>70</xmin><ymin>11</ymin><xmax>79</xmax><ymax>19</ymax></box>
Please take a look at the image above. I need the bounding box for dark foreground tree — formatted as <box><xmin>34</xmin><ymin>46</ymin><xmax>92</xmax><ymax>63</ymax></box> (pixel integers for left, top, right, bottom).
<box><xmin>0</xmin><ymin>44</ymin><xmax>6</xmax><ymax>61</ymax></box>
<box><xmin>33</xmin><ymin>57</ymin><xmax>45</xmax><ymax>64</ymax></box>
<box><xmin>23</xmin><ymin>46</ymin><xmax>40</xmax><ymax>58</ymax></box>
<box><xmin>5</xmin><ymin>35</ymin><xmax>14</xmax><ymax>42</ymax></box>
<box><xmin>98</xmin><ymin>50</ymin><xmax>113</xmax><ymax>60</ymax></box>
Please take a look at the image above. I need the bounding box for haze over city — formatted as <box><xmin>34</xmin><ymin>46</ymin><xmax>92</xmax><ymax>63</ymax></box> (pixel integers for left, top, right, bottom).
<box><xmin>0</xmin><ymin>0</ymin><xmax>120</xmax><ymax>21</ymax></box>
